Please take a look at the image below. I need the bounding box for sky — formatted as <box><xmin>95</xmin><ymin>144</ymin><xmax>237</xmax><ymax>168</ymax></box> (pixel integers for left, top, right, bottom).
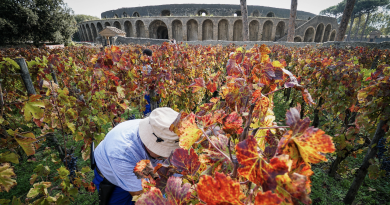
<box><xmin>63</xmin><ymin>0</ymin><xmax>344</xmax><ymax>18</ymax></box>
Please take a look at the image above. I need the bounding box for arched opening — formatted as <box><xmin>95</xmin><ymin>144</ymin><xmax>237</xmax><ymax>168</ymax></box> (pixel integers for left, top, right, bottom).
<box><xmin>322</xmin><ymin>24</ymin><xmax>332</xmax><ymax>42</ymax></box>
<box><xmin>123</xmin><ymin>12</ymin><xmax>128</xmax><ymax>18</ymax></box>
<box><xmin>235</xmin><ymin>10</ymin><xmax>242</xmax><ymax>17</ymax></box>
<box><xmin>266</xmin><ymin>12</ymin><xmax>275</xmax><ymax>17</ymax></box>
<box><xmin>161</xmin><ymin>10</ymin><xmax>170</xmax><ymax>16</ymax></box>
<box><xmin>104</xmin><ymin>22</ymin><xmax>110</xmax><ymax>28</ymax></box>
<box><xmin>172</xmin><ymin>20</ymin><xmax>183</xmax><ymax>41</ymax></box>
<box><xmin>218</xmin><ymin>19</ymin><xmax>229</xmax><ymax>40</ymax></box>
<box><xmin>97</xmin><ymin>23</ymin><xmax>103</xmax><ymax>32</ymax></box>
<box><xmin>262</xmin><ymin>20</ymin><xmax>273</xmax><ymax>41</ymax></box>
<box><xmin>304</xmin><ymin>27</ymin><xmax>315</xmax><ymax>42</ymax></box>
<box><xmin>314</xmin><ymin>23</ymin><xmax>324</xmax><ymax>42</ymax></box>
<box><xmin>114</xmin><ymin>21</ymin><xmax>122</xmax><ymax>30</ymax></box>
<box><xmin>197</xmin><ymin>9</ymin><xmax>208</xmax><ymax>16</ymax></box>
<box><xmin>202</xmin><ymin>19</ymin><xmax>213</xmax><ymax>40</ymax></box>
<box><xmin>187</xmin><ymin>19</ymin><xmax>198</xmax><ymax>41</ymax></box>
<box><xmin>249</xmin><ymin>20</ymin><xmax>259</xmax><ymax>41</ymax></box>
<box><xmin>329</xmin><ymin>30</ymin><xmax>336</xmax><ymax>41</ymax></box>
<box><xmin>124</xmin><ymin>21</ymin><xmax>133</xmax><ymax>37</ymax></box>
<box><xmin>275</xmin><ymin>21</ymin><xmax>285</xmax><ymax>41</ymax></box>
<box><xmin>136</xmin><ymin>20</ymin><xmax>145</xmax><ymax>37</ymax></box>
<box><xmin>294</xmin><ymin>36</ymin><xmax>302</xmax><ymax>42</ymax></box>
<box><xmin>133</xmin><ymin>12</ymin><xmax>140</xmax><ymax>17</ymax></box>
<box><xmin>233</xmin><ymin>20</ymin><xmax>243</xmax><ymax>41</ymax></box>
<box><xmin>149</xmin><ymin>20</ymin><xmax>168</xmax><ymax>39</ymax></box>
<box><xmin>82</xmin><ymin>25</ymin><xmax>87</xmax><ymax>41</ymax></box>
<box><xmin>114</xmin><ymin>14</ymin><xmax>118</xmax><ymax>18</ymax></box>
<box><xmin>252</xmin><ymin>10</ymin><xmax>260</xmax><ymax>17</ymax></box>
<box><xmin>86</xmin><ymin>24</ymin><xmax>93</xmax><ymax>42</ymax></box>
<box><xmin>91</xmin><ymin>23</ymin><xmax>98</xmax><ymax>42</ymax></box>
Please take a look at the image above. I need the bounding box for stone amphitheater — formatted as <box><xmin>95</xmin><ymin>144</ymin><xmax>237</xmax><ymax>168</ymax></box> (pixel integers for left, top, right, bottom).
<box><xmin>77</xmin><ymin>4</ymin><xmax>338</xmax><ymax>43</ymax></box>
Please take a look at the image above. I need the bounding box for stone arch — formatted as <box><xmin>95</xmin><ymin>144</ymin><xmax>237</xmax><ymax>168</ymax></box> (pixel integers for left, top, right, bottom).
<box><xmin>86</xmin><ymin>24</ymin><xmax>93</xmax><ymax>41</ymax></box>
<box><xmin>82</xmin><ymin>25</ymin><xmax>87</xmax><ymax>41</ymax></box>
<box><xmin>314</xmin><ymin>23</ymin><xmax>324</xmax><ymax>42</ymax></box>
<box><xmin>114</xmin><ymin>14</ymin><xmax>119</xmax><ymax>18</ymax></box>
<box><xmin>202</xmin><ymin>19</ymin><xmax>213</xmax><ymax>40</ymax></box>
<box><xmin>249</xmin><ymin>20</ymin><xmax>259</xmax><ymax>41</ymax></box>
<box><xmin>218</xmin><ymin>19</ymin><xmax>229</xmax><ymax>40</ymax></box>
<box><xmin>266</xmin><ymin>12</ymin><xmax>275</xmax><ymax>17</ymax></box>
<box><xmin>275</xmin><ymin>21</ymin><xmax>285</xmax><ymax>40</ymax></box>
<box><xmin>262</xmin><ymin>20</ymin><xmax>273</xmax><ymax>41</ymax></box>
<box><xmin>114</xmin><ymin>21</ymin><xmax>122</xmax><ymax>30</ymax></box>
<box><xmin>97</xmin><ymin>22</ymin><xmax>103</xmax><ymax>32</ymax></box>
<box><xmin>133</xmin><ymin>12</ymin><xmax>140</xmax><ymax>17</ymax></box>
<box><xmin>235</xmin><ymin>10</ymin><xmax>242</xmax><ymax>16</ymax></box>
<box><xmin>187</xmin><ymin>19</ymin><xmax>198</xmax><ymax>41</ymax></box>
<box><xmin>303</xmin><ymin>27</ymin><xmax>315</xmax><ymax>42</ymax></box>
<box><xmin>322</xmin><ymin>24</ymin><xmax>332</xmax><ymax>42</ymax></box>
<box><xmin>124</xmin><ymin>21</ymin><xmax>133</xmax><ymax>37</ymax></box>
<box><xmin>136</xmin><ymin>20</ymin><xmax>145</xmax><ymax>37</ymax></box>
<box><xmin>172</xmin><ymin>20</ymin><xmax>183</xmax><ymax>41</ymax></box>
<box><xmin>149</xmin><ymin>20</ymin><xmax>168</xmax><ymax>39</ymax></box>
<box><xmin>233</xmin><ymin>20</ymin><xmax>243</xmax><ymax>41</ymax></box>
<box><xmin>161</xmin><ymin>10</ymin><xmax>170</xmax><ymax>16</ymax></box>
<box><xmin>104</xmin><ymin>22</ymin><xmax>110</xmax><ymax>28</ymax></box>
<box><xmin>197</xmin><ymin>9</ymin><xmax>208</xmax><ymax>16</ymax></box>
<box><xmin>252</xmin><ymin>10</ymin><xmax>260</xmax><ymax>17</ymax></box>
<box><xmin>91</xmin><ymin>23</ymin><xmax>98</xmax><ymax>42</ymax></box>
<box><xmin>329</xmin><ymin>30</ymin><xmax>336</xmax><ymax>41</ymax></box>
<box><xmin>294</xmin><ymin>36</ymin><xmax>302</xmax><ymax>42</ymax></box>
<box><xmin>123</xmin><ymin>12</ymin><xmax>128</xmax><ymax>18</ymax></box>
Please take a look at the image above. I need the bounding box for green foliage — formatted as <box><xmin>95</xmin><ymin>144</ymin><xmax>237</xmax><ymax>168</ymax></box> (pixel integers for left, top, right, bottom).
<box><xmin>73</xmin><ymin>14</ymin><xmax>100</xmax><ymax>24</ymax></box>
<box><xmin>0</xmin><ymin>0</ymin><xmax>78</xmax><ymax>46</ymax></box>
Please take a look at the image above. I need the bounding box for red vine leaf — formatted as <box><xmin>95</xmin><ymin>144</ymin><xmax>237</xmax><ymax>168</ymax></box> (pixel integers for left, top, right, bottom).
<box><xmin>165</xmin><ymin>176</ymin><xmax>191</xmax><ymax>205</ymax></box>
<box><xmin>277</xmin><ymin>107</ymin><xmax>336</xmax><ymax>167</ymax></box>
<box><xmin>189</xmin><ymin>78</ymin><xmax>205</xmax><ymax>93</ymax></box>
<box><xmin>197</xmin><ymin>172</ymin><xmax>245</xmax><ymax>205</ymax></box>
<box><xmin>136</xmin><ymin>187</ymin><xmax>167</xmax><ymax>205</ymax></box>
<box><xmin>222</xmin><ymin>112</ymin><xmax>243</xmax><ymax>135</ymax></box>
<box><xmin>236</xmin><ymin>135</ymin><xmax>290</xmax><ymax>190</ymax></box>
<box><xmin>171</xmin><ymin>148</ymin><xmax>200</xmax><ymax>176</ymax></box>
<box><xmin>254</xmin><ymin>190</ymin><xmax>283</xmax><ymax>205</ymax></box>
<box><xmin>133</xmin><ymin>160</ymin><xmax>159</xmax><ymax>179</ymax></box>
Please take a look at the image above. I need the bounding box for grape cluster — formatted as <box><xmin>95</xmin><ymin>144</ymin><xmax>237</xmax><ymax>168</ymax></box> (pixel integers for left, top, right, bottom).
<box><xmin>64</xmin><ymin>153</ymin><xmax>78</xmax><ymax>181</ymax></box>
<box><xmin>377</xmin><ymin>137</ymin><xmax>390</xmax><ymax>174</ymax></box>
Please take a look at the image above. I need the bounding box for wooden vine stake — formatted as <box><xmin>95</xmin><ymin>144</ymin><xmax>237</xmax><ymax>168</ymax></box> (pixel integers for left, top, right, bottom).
<box><xmin>14</xmin><ymin>57</ymin><xmax>36</xmax><ymax>95</ymax></box>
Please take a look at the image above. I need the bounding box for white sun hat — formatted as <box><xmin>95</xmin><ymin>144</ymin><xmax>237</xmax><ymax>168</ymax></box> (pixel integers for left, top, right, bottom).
<box><xmin>139</xmin><ymin>107</ymin><xmax>180</xmax><ymax>158</ymax></box>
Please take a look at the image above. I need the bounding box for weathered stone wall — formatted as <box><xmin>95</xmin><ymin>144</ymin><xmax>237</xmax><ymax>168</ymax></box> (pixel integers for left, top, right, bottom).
<box><xmin>78</xmin><ymin>16</ymin><xmax>308</xmax><ymax>42</ymax></box>
<box><xmin>115</xmin><ymin>36</ymin><xmax>390</xmax><ymax>50</ymax></box>
<box><xmin>101</xmin><ymin>4</ymin><xmax>316</xmax><ymax>19</ymax></box>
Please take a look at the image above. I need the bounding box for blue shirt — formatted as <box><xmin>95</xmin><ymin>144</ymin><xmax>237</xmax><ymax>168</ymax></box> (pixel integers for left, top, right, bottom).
<box><xmin>94</xmin><ymin>119</ymin><xmax>161</xmax><ymax>192</ymax></box>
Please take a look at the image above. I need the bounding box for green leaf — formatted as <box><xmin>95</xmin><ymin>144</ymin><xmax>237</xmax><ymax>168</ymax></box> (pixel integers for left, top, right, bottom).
<box><xmin>27</xmin><ymin>187</ymin><xmax>40</xmax><ymax>198</ymax></box>
<box><xmin>117</xmin><ymin>86</ymin><xmax>125</xmax><ymax>98</ymax></box>
<box><xmin>30</xmin><ymin>174</ymin><xmax>38</xmax><ymax>185</ymax></box>
<box><xmin>57</xmin><ymin>166</ymin><xmax>70</xmax><ymax>178</ymax></box>
<box><xmin>23</xmin><ymin>100</ymin><xmax>45</xmax><ymax>121</ymax></box>
<box><xmin>34</xmin><ymin>164</ymin><xmax>50</xmax><ymax>176</ymax></box>
<box><xmin>4</xmin><ymin>58</ymin><xmax>20</xmax><ymax>69</ymax></box>
<box><xmin>12</xmin><ymin>132</ymin><xmax>36</xmax><ymax>156</ymax></box>
<box><xmin>0</xmin><ymin>152</ymin><xmax>19</xmax><ymax>164</ymax></box>
<box><xmin>0</xmin><ymin>199</ymin><xmax>11</xmax><ymax>204</ymax></box>
<box><xmin>80</xmin><ymin>166</ymin><xmax>91</xmax><ymax>174</ymax></box>
<box><xmin>56</xmin><ymin>194</ymin><xmax>71</xmax><ymax>205</ymax></box>
<box><xmin>0</xmin><ymin>163</ymin><xmax>17</xmax><ymax>192</ymax></box>
<box><xmin>69</xmin><ymin>187</ymin><xmax>78</xmax><ymax>197</ymax></box>
<box><xmin>67</xmin><ymin>122</ymin><xmax>76</xmax><ymax>134</ymax></box>
<box><xmin>27</xmin><ymin>60</ymin><xmax>38</xmax><ymax>68</ymax></box>
<box><xmin>11</xmin><ymin>196</ymin><xmax>22</xmax><ymax>205</ymax></box>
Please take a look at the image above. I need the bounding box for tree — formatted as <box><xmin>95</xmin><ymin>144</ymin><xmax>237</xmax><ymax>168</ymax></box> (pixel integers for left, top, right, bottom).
<box><xmin>0</xmin><ymin>0</ymin><xmax>77</xmax><ymax>46</ymax></box>
<box><xmin>74</xmin><ymin>14</ymin><xmax>100</xmax><ymax>24</ymax></box>
<box><xmin>287</xmin><ymin>0</ymin><xmax>298</xmax><ymax>42</ymax></box>
<box><xmin>240</xmin><ymin>0</ymin><xmax>249</xmax><ymax>41</ymax></box>
<box><xmin>336</xmin><ymin>0</ymin><xmax>357</xmax><ymax>41</ymax></box>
